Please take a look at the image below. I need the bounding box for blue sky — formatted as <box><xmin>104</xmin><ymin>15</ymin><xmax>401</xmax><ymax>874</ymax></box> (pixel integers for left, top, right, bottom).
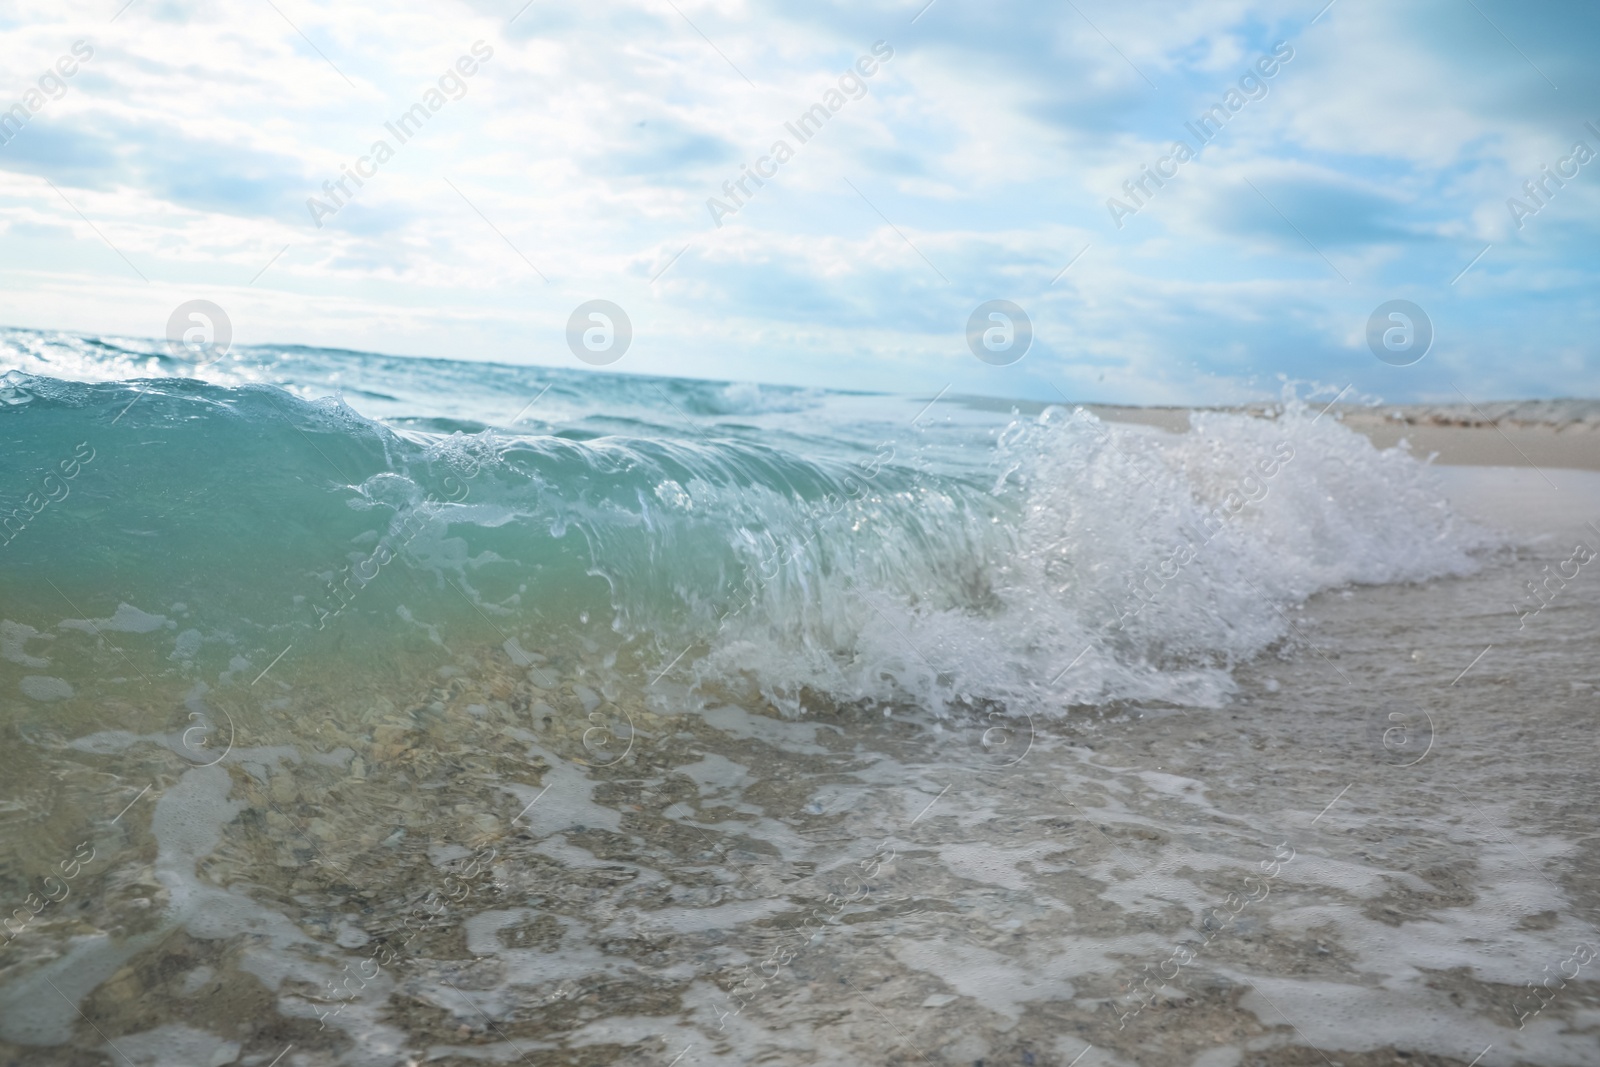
<box><xmin>0</xmin><ymin>0</ymin><xmax>1597</xmax><ymax>404</ymax></box>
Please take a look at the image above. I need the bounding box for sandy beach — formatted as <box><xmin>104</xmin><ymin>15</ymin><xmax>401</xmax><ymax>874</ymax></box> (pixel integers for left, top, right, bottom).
<box><xmin>1087</xmin><ymin>404</ymin><xmax>1600</xmax><ymax>473</ymax></box>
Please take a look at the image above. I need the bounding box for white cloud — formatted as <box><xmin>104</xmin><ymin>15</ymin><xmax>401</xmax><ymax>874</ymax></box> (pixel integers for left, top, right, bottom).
<box><xmin>0</xmin><ymin>0</ymin><xmax>1594</xmax><ymax>401</ymax></box>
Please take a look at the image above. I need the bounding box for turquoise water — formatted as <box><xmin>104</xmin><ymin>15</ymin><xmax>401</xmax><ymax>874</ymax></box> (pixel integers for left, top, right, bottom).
<box><xmin>1</xmin><ymin>326</ymin><xmax>1483</xmax><ymax>721</ymax></box>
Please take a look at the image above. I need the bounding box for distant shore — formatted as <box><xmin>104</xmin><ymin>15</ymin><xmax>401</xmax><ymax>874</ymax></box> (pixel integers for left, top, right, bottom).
<box><xmin>1338</xmin><ymin>408</ymin><xmax>1600</xmax><ymax>472</ymax></box>
<box><xmin>1078</xmin><ymin>401</ymin><xmax>1600</xmax><ymax>472</ymax></box>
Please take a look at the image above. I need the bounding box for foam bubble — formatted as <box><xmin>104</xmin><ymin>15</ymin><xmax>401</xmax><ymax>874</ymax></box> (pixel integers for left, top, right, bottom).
<box><xmin>697</xmin><ymin>396</ymin><xmax>1488</xmax><ymax>717</ymax></box>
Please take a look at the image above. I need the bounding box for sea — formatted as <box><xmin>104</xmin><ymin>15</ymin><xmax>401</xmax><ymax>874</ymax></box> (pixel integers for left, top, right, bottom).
<box><xmin>1</xmin><ymin>325</ymin><xmax>1597</xmax><ymax>1067</ymax></box>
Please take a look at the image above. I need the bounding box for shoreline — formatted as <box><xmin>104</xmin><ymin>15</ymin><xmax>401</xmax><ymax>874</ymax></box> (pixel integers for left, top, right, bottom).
<box><xmin>1078</xmin><ymin>404</ymin><xmax>1600</xmax><ymax>472</ymax></box>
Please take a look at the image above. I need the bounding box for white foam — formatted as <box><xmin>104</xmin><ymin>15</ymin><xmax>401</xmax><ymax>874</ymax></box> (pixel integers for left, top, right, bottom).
<box><xmin>700</xmin><ymin>398</ymin><xmax>1489</xmax><ymax>717</ymax></box>
<box><xmin>503</xmin><ymin>754</ymin><xmax>622</xmax><ymax>837</ymax></box>
<box><xmin>103</xmin><ymin>1023</ymin><xmax>239</xmax><ymax>1067</ymax></box>
<box><xmin>18</xmin><ymin>675</ymin><xmax>72</xmax><ymax>701</ymax></box>
<box><xmin>58</xmin><ymin>602</ymin><xmax>169</xmax><ymax>634</ymax></box>
<box><xmin>0</xmin><ymin>619</ymin><xmax>52</xmax><ymax>667</ymax></box>
<box><xmin>890</xmin><ymin>937</ymin><xmax>1075</xmax><ymax>1022</ymax></box>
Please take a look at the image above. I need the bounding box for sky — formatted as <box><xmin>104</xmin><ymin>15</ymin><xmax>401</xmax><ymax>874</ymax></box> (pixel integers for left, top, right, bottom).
<box><xmin>0</xmin><ymin>0</ymin><xmax>1597</xmax><ymax>405</ymax></box>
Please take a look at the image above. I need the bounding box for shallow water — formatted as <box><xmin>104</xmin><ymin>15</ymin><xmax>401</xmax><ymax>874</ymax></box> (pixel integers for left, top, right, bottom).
<box><xmin>2</xmin><ymin>328</ymin><xmax>1598</xmax><ymax>1066</ymax></box>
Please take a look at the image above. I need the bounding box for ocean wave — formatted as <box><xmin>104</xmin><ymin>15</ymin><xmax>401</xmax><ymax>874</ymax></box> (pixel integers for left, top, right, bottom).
<box><xmin>0</xmin><ymin>361</ymin><xmax>1491</xmax><ymax>720</ymax></box>
<box><xmin>690</xmin><ymin>394</ymin><xmax>1489</xmax><ymax>716</ymax></box>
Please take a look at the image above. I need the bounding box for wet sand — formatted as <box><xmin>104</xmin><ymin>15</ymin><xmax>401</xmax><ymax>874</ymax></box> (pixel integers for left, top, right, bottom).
<box><xmin>1338</xmin><ymin>412</ymin><xmax>1600</xmax><ymax>474</ymax></box>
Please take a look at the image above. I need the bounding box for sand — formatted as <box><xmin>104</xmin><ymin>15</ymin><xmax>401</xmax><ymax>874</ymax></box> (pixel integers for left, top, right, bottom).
<box><xmin>1339</xmin><ymin>412</ymin><xmax>1600</xmax><ymax>473</ymax></box>
<box><xmin>1085</xmin><ymin>404</ymin><xmax>1600</xmax><ymax>473</ymax></box>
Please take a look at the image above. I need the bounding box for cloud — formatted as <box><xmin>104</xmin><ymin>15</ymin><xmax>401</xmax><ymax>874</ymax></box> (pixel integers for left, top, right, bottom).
<box><xmin>1196</xmin><ymin>169</ymin><xmax>1427</xmax><ymax>248</ymax></box>
<box><xmin>0</xmin><ymin>0</ymin><xmax>1594</xmax><ymax>403</ymax></box>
